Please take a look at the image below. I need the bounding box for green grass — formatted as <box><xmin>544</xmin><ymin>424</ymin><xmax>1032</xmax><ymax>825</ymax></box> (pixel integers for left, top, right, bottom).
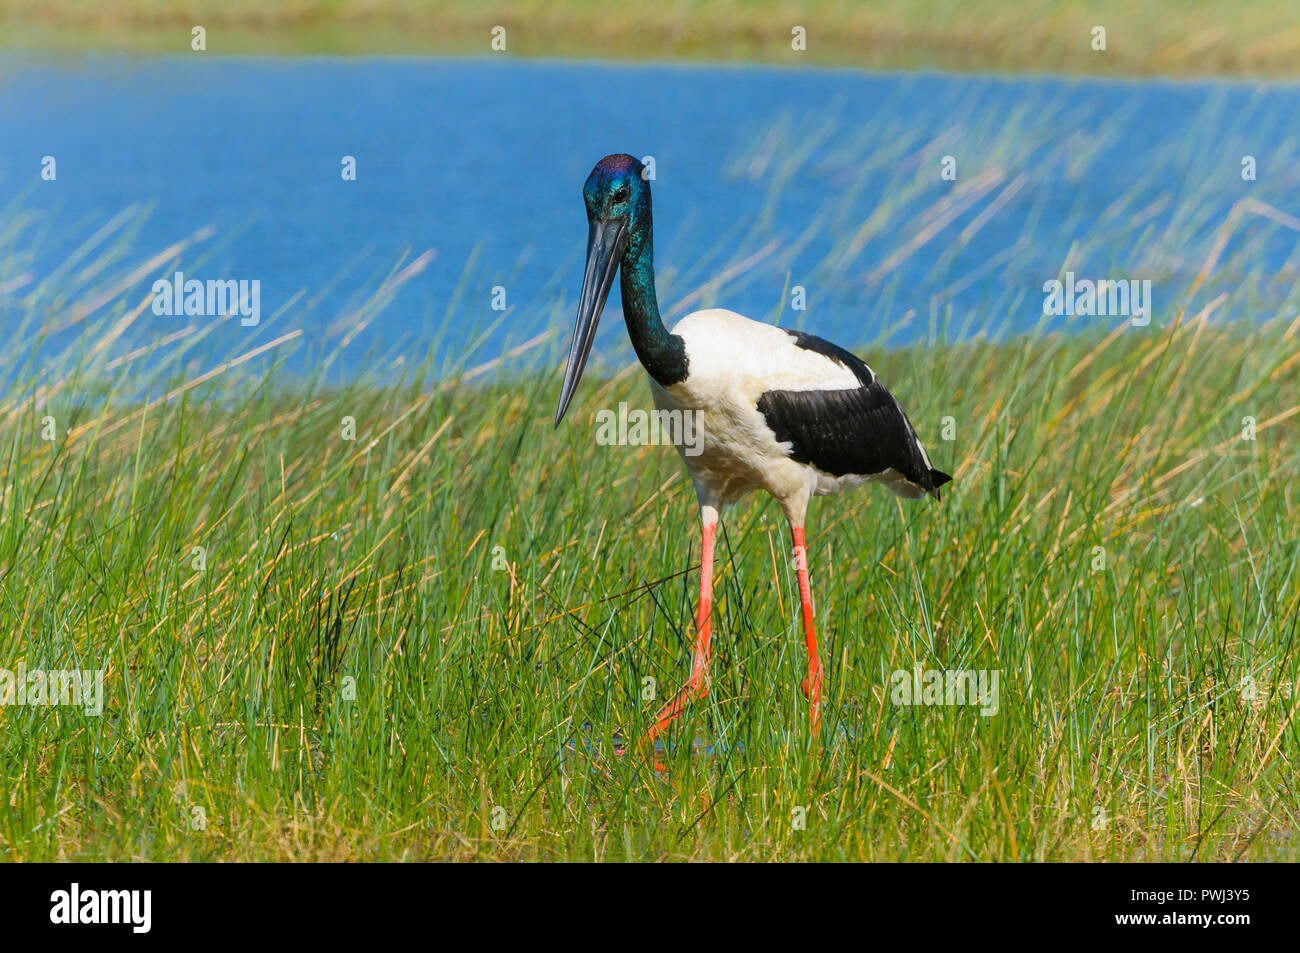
<box><xmin>2</xmin><ymin>285</ymin><xmax>1298</xmax><ymax>859</ymax></box>
<box><xmin>2</xmin><ymin>0</ymin><xmax>1299</xmax><ymax>77</ymax></box>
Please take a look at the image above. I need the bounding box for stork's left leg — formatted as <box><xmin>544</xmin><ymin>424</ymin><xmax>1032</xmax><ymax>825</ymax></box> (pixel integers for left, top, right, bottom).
<box><xmin>791</xmin><ymin>524</ymin><xmax>822</xmax><ymax>738</ymax></box>
<box><xmin>643</xmin><ymin>504</ymin><xmax>718</xmax><ymax>747</ymax></box>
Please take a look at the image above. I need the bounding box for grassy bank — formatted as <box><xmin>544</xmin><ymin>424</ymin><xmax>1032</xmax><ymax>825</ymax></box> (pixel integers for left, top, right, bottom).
<box><xmin>2</xmin><ymin>305</ymin><xmax>1298</xmax><ymax>860</ymax></box>
<box><xmin>2</xmin><ymin>0</ymin><xmax>1298</xmax><ymax>77</ymax></box>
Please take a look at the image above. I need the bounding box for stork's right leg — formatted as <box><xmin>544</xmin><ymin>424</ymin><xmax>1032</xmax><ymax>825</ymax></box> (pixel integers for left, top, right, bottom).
<box><xmin>791</xmin><ymin>524</ymin><xmax>822</xmax><ymax>739</ymax></box>
<box><xmin>644</xmin><ymin>504</ymin><xmax>718</xmax><ymax>746</ymax></box>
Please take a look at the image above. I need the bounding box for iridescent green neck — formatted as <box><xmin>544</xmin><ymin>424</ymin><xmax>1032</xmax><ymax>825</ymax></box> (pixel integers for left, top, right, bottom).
<box><xmin>619</xmin><ymin>220</ymin><xmax>688</xmax><ymax>387</ymax></box>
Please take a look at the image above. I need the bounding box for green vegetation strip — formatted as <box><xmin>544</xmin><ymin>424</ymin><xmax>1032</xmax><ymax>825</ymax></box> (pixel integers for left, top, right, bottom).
<box><xmin>2</xmin><ymin>1</ymin><xmax>1298</xmax><ymax>77</ymax></box>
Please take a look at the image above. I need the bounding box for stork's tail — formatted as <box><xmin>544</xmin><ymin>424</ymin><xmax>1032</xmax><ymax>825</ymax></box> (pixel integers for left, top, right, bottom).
<box><xmin>926</xmin><ymin>468</ymin><xmax>953</xmax><ymax>501</ymax></box>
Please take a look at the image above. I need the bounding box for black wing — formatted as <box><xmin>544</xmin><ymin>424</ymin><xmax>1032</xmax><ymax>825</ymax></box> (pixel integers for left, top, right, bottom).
<box><xmin>756</xmin><ymin>330</ymin><xmax>952</xmax><ymax>498</ymax></box>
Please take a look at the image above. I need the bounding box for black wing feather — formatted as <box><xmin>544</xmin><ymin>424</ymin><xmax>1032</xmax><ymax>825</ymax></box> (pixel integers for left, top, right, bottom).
<box><xmin>756</xmin><ymin>330</ymin><xmax>951</xmax><ymax>497</ymax></box>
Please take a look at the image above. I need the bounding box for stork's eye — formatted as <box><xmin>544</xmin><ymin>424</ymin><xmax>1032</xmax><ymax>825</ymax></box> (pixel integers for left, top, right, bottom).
<box><xmin>612</xmin><ymin>186</ymin><xmax>630</xmax><ymax>202</ymax></box>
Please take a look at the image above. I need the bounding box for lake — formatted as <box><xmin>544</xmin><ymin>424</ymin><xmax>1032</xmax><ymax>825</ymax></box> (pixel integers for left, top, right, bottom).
<box><xmin>2</xmin><ymin>56</ymin><xmax>1298</xmax><ymax>384</ymax></box>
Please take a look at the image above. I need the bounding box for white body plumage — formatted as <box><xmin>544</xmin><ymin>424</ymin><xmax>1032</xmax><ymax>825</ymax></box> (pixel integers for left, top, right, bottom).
<box><xmin>649</xmin><ymin>308</ymin><xmax>941</xmax><ymax>523</ymax></box>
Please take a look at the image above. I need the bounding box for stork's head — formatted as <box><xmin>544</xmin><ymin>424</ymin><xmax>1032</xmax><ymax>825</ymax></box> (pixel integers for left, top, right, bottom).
<box><xmin>555</xmin><ymin>154</ymin><xmax>651</xmax><ymax>426</ymax></box>
<box><xmin>582</xmin><ymin>153</ymin><xmax>650</xmax><ymax>230</ymax></box>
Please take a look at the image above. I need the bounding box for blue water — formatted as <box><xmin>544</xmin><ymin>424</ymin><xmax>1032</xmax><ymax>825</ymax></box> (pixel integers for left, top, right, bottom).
<box><xmin>3</xmin><ymin>56</ymin><xmax>1299</xmax><ymax>384</ymax></box>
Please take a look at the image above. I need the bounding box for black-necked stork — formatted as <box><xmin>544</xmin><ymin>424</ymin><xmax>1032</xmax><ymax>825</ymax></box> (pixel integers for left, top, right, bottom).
<box><xmin>555</xmin><ymin>154</ymin><xmax>951</xmax><ymax>745</ymax></box>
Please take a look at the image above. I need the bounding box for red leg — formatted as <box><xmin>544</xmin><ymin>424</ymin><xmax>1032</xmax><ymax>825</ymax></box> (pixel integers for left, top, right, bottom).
<box><xmin>644</xmin><ymin>508</ymin><xmax>717</xmax><ymax>746</ymax></box>
<box><xmin>791</xmin><ymin>525</ymin><xmax>822</xmax><ymax>738</ymax></box>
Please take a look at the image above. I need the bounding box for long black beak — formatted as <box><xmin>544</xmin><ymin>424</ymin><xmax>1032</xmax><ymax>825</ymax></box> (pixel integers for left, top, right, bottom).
<box><xmin>555</xmin><ymin>217</ymin><xmax>628</xmax><ymax>426</ymax></box>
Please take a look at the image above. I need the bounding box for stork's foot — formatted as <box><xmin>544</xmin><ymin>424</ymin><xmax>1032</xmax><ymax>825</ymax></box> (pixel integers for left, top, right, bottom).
<box><xmin>642</xmin><ymin>670</ymin><xmax>709</xmax><ymax>749</ymax></box>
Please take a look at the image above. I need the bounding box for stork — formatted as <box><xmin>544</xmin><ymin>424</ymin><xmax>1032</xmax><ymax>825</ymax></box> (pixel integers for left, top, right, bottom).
<box><xmin>555</xmin><ymin>154</ymin><xmax>951</xmax><ymax>746</ymax></box>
